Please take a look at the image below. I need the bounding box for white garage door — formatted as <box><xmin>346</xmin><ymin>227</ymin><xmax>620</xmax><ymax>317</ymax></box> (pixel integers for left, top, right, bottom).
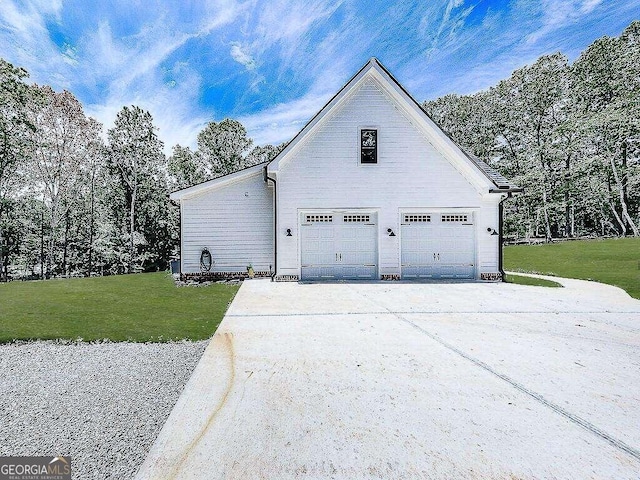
<box><xmin>300</xmin><ymin>212</ymin><xmax>377</xmax><ymax>280</ymax></box>
<box><xmin>401</xmin><ymin>212</ymin><xmax>475</xmax><ymax>279</ymax></box>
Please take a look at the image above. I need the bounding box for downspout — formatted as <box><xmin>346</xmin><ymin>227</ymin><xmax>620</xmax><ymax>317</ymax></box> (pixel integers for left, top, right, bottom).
<box><xmin>498</xmin><ymin>193</ymin><xmax>512</xmax><ymax>282</ymax></box>
<box><xmin>264</xmin><ymin>166</ymin><xmax>277</xmax><ymax>282</ymax></box>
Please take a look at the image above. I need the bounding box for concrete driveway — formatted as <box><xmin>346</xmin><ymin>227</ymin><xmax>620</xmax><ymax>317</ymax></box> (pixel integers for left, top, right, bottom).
<box><xmin>136</xmin><ymin>276</ymin><xmax>640</xmax><ymax>479</ymax></box>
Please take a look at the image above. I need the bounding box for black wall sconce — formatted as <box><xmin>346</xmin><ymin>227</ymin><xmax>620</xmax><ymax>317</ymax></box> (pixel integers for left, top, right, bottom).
<box><xmin>286</xmin><ymin>228</ymin><xmax>292</xmax><ymax>236</ymax></box>
<box><xmin>487</xmin><ymin>227</ymin><xmax>499</xmax><ymax>236</ymax></box>
<box><xmin>387</xmin><ymin>228</ymin><xmax>396</xmax><ymax>237</ymax></box>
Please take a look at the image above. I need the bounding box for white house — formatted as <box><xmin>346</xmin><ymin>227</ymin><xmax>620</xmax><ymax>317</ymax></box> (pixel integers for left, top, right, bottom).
<box><xmin>170</xmin><ymin>58</ymin><xmax>521</xmax><ymax>282</ymax></box>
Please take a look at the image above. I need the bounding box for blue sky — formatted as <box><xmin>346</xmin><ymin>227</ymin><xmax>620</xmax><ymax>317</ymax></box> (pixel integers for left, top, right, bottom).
<box><xmin>0</xmin><ymin>0</ymin><xmax>637</xmax><ymax>153</ymax></box>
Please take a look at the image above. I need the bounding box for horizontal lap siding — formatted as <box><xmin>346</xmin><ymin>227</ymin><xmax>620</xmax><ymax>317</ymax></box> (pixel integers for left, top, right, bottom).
<box><xmin>277</xmin><ymin>78</ymin><xmax>484</xmax><ymax>277</ymax></box>
<box><xmin>181</xmin><ymin>172</ymin><xmax>273</xmax><ymax>273</ymax></box>
<box><xmin>477</xmin><ymin>197</ymin><xmax>500</xmax><ymax>273</ymax></box>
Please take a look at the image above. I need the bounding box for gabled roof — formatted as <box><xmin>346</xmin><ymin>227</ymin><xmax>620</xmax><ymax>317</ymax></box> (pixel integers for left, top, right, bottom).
<box><xmin>170</xmin><ymin>58</ymin><xmax>521</xmax><ymax>200</ymax></box>
<box><xmin>267</xmin><ymin>57</ymin><xmax>521</xmax><ymax>194</ymax></box>
<box><xmin>169</xmin><ymin>161</ymin><xmax>268</xmax><ymax>201</ymax></box>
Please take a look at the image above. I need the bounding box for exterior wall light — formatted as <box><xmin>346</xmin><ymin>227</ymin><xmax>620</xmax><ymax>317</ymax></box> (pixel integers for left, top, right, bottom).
<box><xmin>387</xmin><ymin>228</ymin><xmax>396</xmax><ymax>237</ymax></box>
<box><xmin>487</xmin><ymin>228</ymin><xmax>499</xmax><ymax>236</ymax></box>
<box><xmin>286</xmin><ymin>228</ymin><xmax>292</xmax><ymax>236</ymax></box>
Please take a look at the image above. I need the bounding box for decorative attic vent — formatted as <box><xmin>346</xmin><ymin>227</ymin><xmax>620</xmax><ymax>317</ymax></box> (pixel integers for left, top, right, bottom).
<box><xmin>306</xmin><ymin>214</ymin><xmax>333</xmax><ymax>223</ymax></box>
<box><xmin>441</xmin><ymin>214</ymin><xmax>468</xmax><ymax>222</ymax></box>
<box><xmin>361</xmin><ymin>129</ymin><xmax>377</xmax><ymax>164</ymax></box>
<box><xmin>403</xmin><ymin>214</ymin><xmax>431</xmax><ymax>223</ymax></box>
<box><xmin>343</xmin><ymin>214</ymin><xmax>370</xmax><ymax>222</ymax></box>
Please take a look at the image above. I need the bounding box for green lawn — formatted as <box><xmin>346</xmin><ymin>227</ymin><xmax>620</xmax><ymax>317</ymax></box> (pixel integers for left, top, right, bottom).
<box><xmin>0</xmin><ymin>272</ymin><xmax>239</xmax><ymax>343</ymax></box>
<box><xmin>504</xmin><ymin>237</ymin><xmax>640</xmax><ymax>299</ymax></box>
<box><xmin>503</xmin><ymin>273</ymin><xmax>562</xmax><ymax>288</ymax></box>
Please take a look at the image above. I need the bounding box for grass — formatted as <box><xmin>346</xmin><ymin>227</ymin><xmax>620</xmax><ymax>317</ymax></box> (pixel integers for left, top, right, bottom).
<box><xmin>0</xmin><ymin>272</ymin><xmax>239</xmax><ymax>343</ymax></box>
<box><xmin>504</xmin><ymin>237</ymin><xmax>640</xmax><ymax>299</ymax></box>
<box><xmin>503</xmin><ymin>273</ymin><xmax>562</xmax><ymax>288</ymax></box>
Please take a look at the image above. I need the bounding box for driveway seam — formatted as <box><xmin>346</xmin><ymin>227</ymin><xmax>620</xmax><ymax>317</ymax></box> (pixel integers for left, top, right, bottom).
<box><xmin>226</xmin><ymin>310</ymin><xmax>639</xmax><ymax>316</ymax></box>
<box><xmin>347</xmin><ymin>286</ymin><xmax>640</xmax><ymax>464</ymax></box>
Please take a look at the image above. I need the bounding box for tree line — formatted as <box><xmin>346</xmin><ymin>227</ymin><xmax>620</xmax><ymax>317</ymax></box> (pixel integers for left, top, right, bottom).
<box><xmin>424</xmin><ymin>21</ymin><xmax>640</xmax><ymax>241</ymax></box>
<box><xmin>0</xmin><ymin>62</ymin><xmax>282</xmax><ymax>280</ymax></box>
<box><xmin>2</xmin><ymin>21</ymin><xmax>638</xmax><ymax>280</ymax></box>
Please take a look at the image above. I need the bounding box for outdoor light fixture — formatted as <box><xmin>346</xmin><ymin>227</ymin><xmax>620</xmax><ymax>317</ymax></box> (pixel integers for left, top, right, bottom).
<box><xmin>487</xmin><ymin>227</ymin><xmax>499</xmax><ymax>236</ymax></box>
<box><xmin>286</xmin><ymin>228</ymin><xmax>292</xmax><ymax>236</ymax></box>
<box><xmin>387</xmin><ymin>228</ymin><xmax>396</xmax><ymax>237</ymax></box>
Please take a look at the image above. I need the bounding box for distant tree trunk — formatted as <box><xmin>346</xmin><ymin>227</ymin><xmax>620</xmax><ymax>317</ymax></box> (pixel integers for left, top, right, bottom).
<box><xmin>62</xmin><ymin>209</ymin><xmax>70</xmax><ymax>276</ymax></box>
<box><xmin>40</xmin><ymin>211</ymin><xmax>45</xmax><ymax>279</ymax></box>
<box><xmin>564</xmin><ymin>153</ymin><xmax>572</xmax><ymax>237</ymax></box>
<box><xmin>128</xmin><ymin>183</ymin><xmax>136</xmax><ymax>274</ymax></box>
<box><xmin>0</xmin><ymin>224</ymin><xmax>5</xmax><ymax>282</ymax></box>
<box><xmin>87</xmin><ymin>181</ymin><xmax>95</xmax><ymax>277</ymax></box>
<box><xmin>608</xmin><ymin>200</ymin><xmax>626</xmax><ymax>236</ymax></box>
<box><xmin>541</xmin><ymin>182</ymin><xmax>552</xmax><ymax>241</ymax></box>
<box><xmin>610</xmin><ymin>155</ymin><xmax>639</xmax><ymax>236</ymax></box>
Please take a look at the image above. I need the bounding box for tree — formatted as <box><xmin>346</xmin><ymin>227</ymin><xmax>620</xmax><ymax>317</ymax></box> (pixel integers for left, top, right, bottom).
<box><xmin>0</xmin><ymin>59</ymin><xmax>35</xmax><ymax>280</ymax></box>
<box><xmin>196</xmin><ymin>119</ymin><xmax>253</xmax><ymax>177</ymax></box>
<box><xmin>26</xmin><ymin>86</ymin><xmax>104</xmax><ymax>277</ymax></box>
<box><xmin>106</xmin><ymin>106</ymin><xmax>165</xmax><ymax>273</ymax></box>
<box><xmin>571</xmin><ymin>24</ymin><xmax>640</xmax><ymax>236</ymax></box>
<box><xmin>245</xmin><ymin>143</ymin><xmax>285</xmax><ymax>167</ymax></box>
<box><xmin>168</xmin><ymin>144</ymin><xmax>205</xmax><ymax>190</ymax></box>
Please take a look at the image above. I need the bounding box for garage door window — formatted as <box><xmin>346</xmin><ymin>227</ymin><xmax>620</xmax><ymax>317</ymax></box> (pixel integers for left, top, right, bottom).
<box><xmin>344</xmin><ymin>214</ymin><xmax>370</xmax><ymax>222</ymax></box>
<box><xmin>306</xmin><ymin>214</ymin><xmax>333</xmax><ymax>223</ymax></box>
<box><xmin>404</xmin><ymin>214</ymin><xmax>431</xmax><ymax>223</ymax></box>
<box><xmin>441</xmin><ymin>214</ymin><xmax>468</xmax><ymax>222</ymax></box>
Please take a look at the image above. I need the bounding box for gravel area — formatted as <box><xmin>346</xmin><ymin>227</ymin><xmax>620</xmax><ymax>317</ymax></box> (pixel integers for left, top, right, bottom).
<box><xmin>0</xmin><ymin>340</ymin><xmax>208</xmax><ymax>479</ymax></box>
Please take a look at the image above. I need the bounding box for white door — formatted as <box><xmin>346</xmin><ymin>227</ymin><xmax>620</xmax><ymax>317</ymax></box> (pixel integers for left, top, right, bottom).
<box><xmin>401</xmin><ymin>212</ymin><xmax>475</xmax><ymax>279</ymax></box>
<box><xmin>300</xmin><ymin>212</ymin><xmax>377</xmax><ymax>280</ymax></box>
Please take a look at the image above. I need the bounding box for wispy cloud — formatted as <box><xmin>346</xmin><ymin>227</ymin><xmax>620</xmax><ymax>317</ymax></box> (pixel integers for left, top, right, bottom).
<box><xmin>230</xmin><ymin>43</ymin><xmax>257</xmax><ymax>70</ymax></box>
<box><xmin>524</xmin><ymin>0</ymin><xmax>604</xmax><ymax>45</ymax></box>
<box><xmin>0</xmin><ymin>0</ymin><xmax>637</xmax><ymax>151</ymax></box>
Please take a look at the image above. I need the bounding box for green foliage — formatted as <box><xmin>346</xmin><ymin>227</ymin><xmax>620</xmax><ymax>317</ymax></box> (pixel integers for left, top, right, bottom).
<box><xmin>504</xmin><ymin>238</ymin><xmax>640</xmax><ymax>299</ymax></box>
<box><xmin>0</xmin><ymin>59</ymin><xmax>36</xmax><ymax>280</ymax></box>
<box><xmin>196</xmin><ymin>118</ymin><xmax>253</xmax><ymax>177</ymax></box>
<box><xmin>106</xmin><ymin>106</ymin><xmax>168</xmax><ymax>273</ymax></box>
<box><xmin>245</xmin><ymin>143</ymin><xmax>285</xmax><ymax>167</ymax></box>
<box><xmin>168</xmin><ymin>144</ymin><xmax>205</xmax><ymax>190</ymax></box>
<box><xmin>0</xmin><ymin>272</ymin><xmax>239</xmax><ymax>342</ymax></box>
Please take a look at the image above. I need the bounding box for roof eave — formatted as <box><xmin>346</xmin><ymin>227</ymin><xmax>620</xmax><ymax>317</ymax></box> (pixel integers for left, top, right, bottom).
<box><xmin>489</xmin><ymin>186</ymin><xmax>524</xmax><ymax>194</ymax></box>
<box><xmin>169</xmin><ymin>162</ymin><xmax>268</xmax><ymax>201</ymax></box>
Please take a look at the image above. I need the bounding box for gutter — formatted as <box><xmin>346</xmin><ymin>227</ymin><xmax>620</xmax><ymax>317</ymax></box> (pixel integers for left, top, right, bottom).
<box><xmin>264</xmin><ymin>166</ymin><xmax>277</xmax><ymax>281</ymax></box>
<box><xmin>489</xmin><ymin>187</ymin><xmax>524</xmax><ymax>194</ymax></box>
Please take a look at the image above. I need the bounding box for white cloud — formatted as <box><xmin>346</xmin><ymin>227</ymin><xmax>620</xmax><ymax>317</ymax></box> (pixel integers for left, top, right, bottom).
<box><xmin>239</xmin><ymin>90</ymin><xmax>332</xmax><ymax>146</ymax></box>
<box><xmin>230</xmin><ymin>42</ymin><xmax>257</xmax><ymax>70</ymax></box>
<box><xmin>580</xmin><ymin>0</ymin><xmax>603</xmax><ymax>14</ymax></box>
<box><xmin>85</xmin><ymin>63</ymin><xmax>211</xmax><ymax>155</ymax></box>
<box><xmin>0</xmin><ymin>0</ymin><xmax>67</xmax><ymax>80</ymax></box>
<box><xmin>68</xmin><ymin>1</ymin><xmax>245</xmax><ymax>154</ymax></box>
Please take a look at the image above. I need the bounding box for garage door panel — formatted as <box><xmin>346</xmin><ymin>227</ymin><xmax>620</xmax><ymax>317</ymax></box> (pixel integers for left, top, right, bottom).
<box><xmin>301</xmin><ymin>213</ymin><xmax>377</xmax><ymax>280</ymax></box>
<box><xmin>401</xmin><ymin>213</ymin><xmax>475</xmax><ymax>280</ymax></box>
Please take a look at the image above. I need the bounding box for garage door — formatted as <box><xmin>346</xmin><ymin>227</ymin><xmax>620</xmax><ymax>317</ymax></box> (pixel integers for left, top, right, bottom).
<box><xmin>401</xmin><ymin>212</ymin><xmax>475</xmax><ymax>279</ymax></box>
<box><xmin>300</xmin><ymin>212</ymin><xmax>377</xmax><ymax>280</ymax></box>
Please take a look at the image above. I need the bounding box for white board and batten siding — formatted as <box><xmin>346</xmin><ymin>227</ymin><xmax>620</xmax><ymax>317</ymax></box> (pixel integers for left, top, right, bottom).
<box><xmin>275</xmin><ymin>76</ymin><xmax>497</xmax><ymax>279</ymax></box>
<box><xmin>180</xmin><ymin>170</ymin><xmax>273</xmax><ymax>274</ymax></box>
